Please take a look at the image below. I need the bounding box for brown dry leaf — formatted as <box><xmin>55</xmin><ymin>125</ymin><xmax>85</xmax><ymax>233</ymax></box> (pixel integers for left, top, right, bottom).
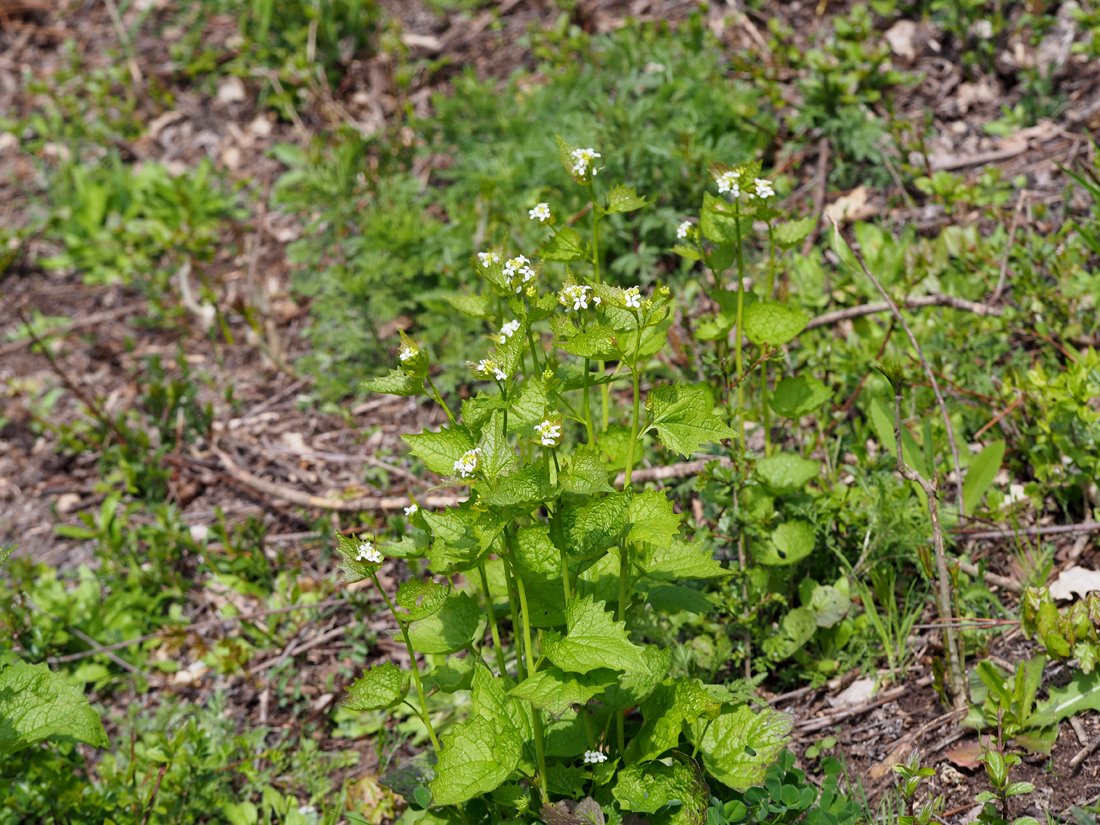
<box><xmin>823</xmin><ymin>186</ymin><xmax>873</xmax><ymax>225</ymax></box>
<box><xmin>945</xmin><ymin>739</ymin><xmax>984</xmax><ymax>770</ymax></box>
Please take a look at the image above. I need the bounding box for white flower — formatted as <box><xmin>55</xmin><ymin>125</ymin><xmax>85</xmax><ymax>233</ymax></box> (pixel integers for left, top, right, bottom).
<box><xmin>398</xmin><ymin>343</ymin><xmax>418</xmax><ymax>362</ymax></box>
<box><xmin>623</xmin><ymin>286</ymin><xmax>642</xmax><ymax>309</ymax></box>
<box><xmin>477</xmin><ymin>250</ymin><xmax>500</xmax><ymax>267</ymax></box>
<box><xmin>583</xmin><ymin>750</ymin><xmax>608</xmax><ymax>764</ymax></box>
<box><xmin>570</xmin><ymin>147</ymin><xmax>601</xmax><ymax>178</ymax></box>
<box><xmin>753</xmin><ymin>178</ymin><xmax>774</xmax><ymax>199</ymax></box>
<box><xmin>356</xmin><ymin>541</ymin><xmax>383</xmax><ymax>564</ymax></box>
<box><xmin>472</xmin><ymin>358</ymin><xmax>508</xmax><ymax>382</ymax></box>
<box><xmin>498</xmin><ymin>319</ymin><xmax>521</xmax><ymax>344</ymax></box>
<box><xmin>453</xmin><ymin>447</ymin><xmax>481</xmax><ymax>478</ymax></box>
<box><xmin>404</xmin><ymin>503</ymin><xmax>419</xmax><ymax>516</ymax></box>
<box><xmin>503</xmin><ymin>255</ymin><xmax>537</xmax><ymax>294</ymax></box>
<box><xmin>715</xmin><ymin>169</ymin><xmax>741</xmax><ymax>198</ymax></box>
<box><xmin>592</xmin><ymin>295</ymin><xmax>601</xmax><ymax>305</ymax></box>
<box><xmin>529</xmin><ymin>202</ymin><xmax>551</xmax><ymax>222</ymax></box>
<box><xmin>676</xmin><ymin>220</ymin><xmax>693</xmax><ymax>239</ymax></box>
<box><xmin>535</xmin><ymin>418</ymin><xmax>562</xmax><ymax>447</ymax></box>
<box><xmin>559</xmin><ymin>284</ymin><xmax>593</xmax><ymax>311</ymax></box>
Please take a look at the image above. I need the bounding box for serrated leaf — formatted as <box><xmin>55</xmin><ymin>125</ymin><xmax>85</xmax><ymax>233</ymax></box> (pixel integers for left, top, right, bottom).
<box><xmin>627</xmin><ymin>491</ymin><xmax>682</xmax><ymax>547</ymax></box>
<box><xmin>773</xmin><ymin>217</ymin><xmax>817</xmax><ymax>248</ymax></box>
<box><xmin>408</xmin><ymin>592</ymin><xmax>481</xmax><ymax>654</ymax></box>
<box><xmin>543</xmin><ymin>596</ymin><xmax>646</xmax><ymax>674</ymax></box>
<box><xmin>480</xmin><ymin>463</ymin><xmax>552</xmax><ymax>509</ymax></box>
<box><xmin>562</xmin><ymin>492</ymin><xmax>632</xmax><ymax>563</ymax></box>
<box><xmin>551</xmin><ymin>318</ymin><xmax>620</xmax><ymax>359</ymax></box>
<box><xmin>769</xmin><ymin>375</ymin><xmax>831</xmax><ymax>419</ymax></box>
<box><xmin>742</xmin><ymin>301</ymin><xmax>808</xmax><ymax>347</ymax></box>
<box><xmin>647</xmin><ymin>584</ymin><xmax>716</xmax><ymax>615</ymax></box>
<box><xmin>755</xmin><ymin>453</ymin><xmax>819</xmax><ymax>492</ymax></box>
<box><xmin>395</xmin><ymin>579</ymin><xmax>450</xmax><ymax>622</ymax></box>
<box><xmin>696</xmin><ymin>705</ymin><xmax>791</xmax><ymax>791</ymax></box>
<box><xmin>429</xmin><ymin>715</ymin><xmax>519</xmax><ymax>806</ymax></box>
<box><xmin>478</xmin><ymin>411</ymin><xmax>517</xmax><ymax>483</ymax></box>
<box><xmin>510</xmin><ymin>668</ymin><xmax>616</xmax><ymax>715</ymax></box>
<box><xmin>403</xmin><ymin>427</ymin><xmax>475</xmax><ymax>476</ymax></box>
<box><xmin>362</xmin><ymin>369</ymin><xmax>424</xmax><ymax>397</ymax></box>
<box><xmin>343</xmin><ymin>663</ymin><xmax>409</xmax><ymax>711</ymax></box>
<box><xmin>963</xmin><ymin>440</ymin><xmax>1005</xmax><ymax>514</ymax></box>
<box><xmin>515</xmin><ymin>526</ymin><xmax>561</xmax><ymax>578</ymax></box>
<box><xmin>613</xmin><ymin>758</ymin><xmax>709</xmax><ymax>820</ymax></box>
<box><xmin>508</xmin><ymin>378</ymin><xmax>550</xmax><ymax>428</ymax></box>
<box><xmin>0</xmin><ymin>661</ymin><xmax>108</xmax><ymax>754</ymax></box>
<box><xmin>700</xmin><ymin>192</ymin><xmax>740</xmax><ymax>245</ymax></box>
<box><xmin>605</xmin><ymin>645</ymin><xmax>673</xmax><ymax>711</ymax></box>
<box><xmin>442</xmin><ymin>293</ymin><xmax>493</xmax><ymax>318</ymax></box>
<box><xmin>543</xmin><ymin>227</ymin><xmax>586</xmax><ymax>262</ymax></box>
<box><xmin>645</xmin><ymin>385</ymin><xmax>736</xmax><ymax>457</ymax></box>
<box><xmin>753</xmin><ymin>520</ymin><xmax>816</xmax><ymax>566</ymax></box>
<box><xmin>626</xmin><ymin>680</ymin><xmax>720</xmax><ymax>763</ymax></box>
<box><xmin>605</xmin><ymin>184</ymin><xmax>647</xmax><ymax>214</ymax></box>
<box><xmin>643</xmin><ymin>538</ymin><xmax>728</xmax><ymax>581</ymax></box>
<box><xmin>559</xmin><ymin>448</ymin><xmax>613</xmax><ymax>495</ymax></box>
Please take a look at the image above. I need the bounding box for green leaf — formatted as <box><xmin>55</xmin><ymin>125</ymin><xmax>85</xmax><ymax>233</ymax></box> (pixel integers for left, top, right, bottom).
<box><xmin>605</xmin><ymin>184</ymin><xmax>648</xmax><ymax>214</ymax></box>
<box><xmin>430</xmin><ymin>716</ymin><xmax>518</xmax><ymax>806</ymax></box>
<box><xmin>672</xmin><ymin>244</ymin><xmax>702</xmax><ymax>262</ymax></box>
<box><xmin>808</xmin><ymin>583</ymin><xmax>850</xmax><ymax>628</ymax></box>
<box><xmin>642</xmin><ymin>539</ymin><xmax>728</xmax><ymax>581</ymax></box>
<box><xmin>628</xmin><ymin>491</ymin><xmax>682</xmax><ymax>547</ymax></box>
<box><xmin>362</xmin><ymin>369</ymin><xmax>423</xmax><ymax>397</ymax></box>
<box><xmin>395</xmin><ymin>579</ymin><xmax>450</xmax><ymax>622</ymax></box>
<box><xmin>343</xmin><ymin>663</ymin><xmax>409</xmax><ymax>711</ymax></box>
<box><xmin>551</xmin><ymin>319</ymin><xmax>620</xmax><ymax>360</ymax></box>
<box><xmin>755</xmin><ymin>453</ymin><xmax>819</xmax><ymax>492</ymax></box>
<box><xmin>605</xmin><ymin>645</ymin><xmax>673</xmax><ymax>711</ymax></box>
<box><xmin>403</xmin><ymin>427</ymin><xmax>475</xmax><ymax>476</ymax></box>
<box><xmin>543</xmin><ymin>227</ymin><xmax>586</xmax><ymax>262</ymax></box>
<box><xmin>613</xmin><ymin>758</ymin><xmax>709</xmax><ymax>820</ymax></box>
<box><xmin>752</xmin><ymin>521</ymin><xmax>815</xmax><ymax>566</ymax></box>
<box><xmin>1031</xmin><ymin>670</ymin><xmax>1100</xmax><ymax>728</ymax></box>
<box><xmin>480</xmin><ymin>464</ymin><xmax>552</xmax><ymax>509</ymax></box>
<box><xmin>762</xmin><ymin>608</ymin><xmax>818</xmax><ymax>660</ymax></box>
<box><xmin>742</xmin><ymin>301</ymin><xmax>809</xmax><ymax>347</ymax></box>
<box><xmin>963</xmin><ymin>440</ymin><xmax>1005</xmax><ymax>514</ymax></box>
<box><xmin>0</xmin><ymin>661</ymin><xmax>108</xmax><ymax>754</ymax></box>
<box><xmin>700</xmin><ymin>192</ymin><xmax>739</xmax><ymax>245</ymax></box>
<box><xmin>769</xmin><ymin>375</ymin><xmax>831</xmax><ymax>419</ymax></box>
<box><xmin>645</xmin><ymin>385</ymin><xmax>736</xmax><ymax>457</ymax></box>
<box><xmin>696</xmin><ymin>705</ymin><xmax>792</xmax><ymax>791</ymax></box>
<box><xmin>478</xmin><ymin>411</ymin><xmax>517</xmax><ymax>483</ymax></box>
<box><xmin>773</xmin><ymin>217</ymin><xmax>817</xmax><ymax>248</ymax></box>
<box><xmin>626</xmin><ymin>680</ymin><xmax>721</xmax><ymax>763</ymax></box>
<box><xmin>647</xmin><ymin>584</ymin><xmax>716</xmax><ymax>615</ymax></box>
<box><xmin>408</xmin><ymin>593</ymin><xmax>481</xmax><ymax>654</ymax></box>
<box><xmin>562</xmin><ymin>492</ymin><xmax>632</xmax><ymax>564</ymax></box>
<box><xmin>442</xmin><ymin>293</ymin><xmax>493</xmax><ymax>318</ymax></box>
<box><xmin>559</xmin><ymin>448</ymin><xmax>614</xmax><ymax>495</ymax></box>
<box><xmin>510</xmin><ymin>668</ymin><xmax>616</xmax><ymax>716</ymax></box>
<box><xmin>543</xmin><ymin>596</ymin><xmax>646</xmax><ymax>674</ymax></box>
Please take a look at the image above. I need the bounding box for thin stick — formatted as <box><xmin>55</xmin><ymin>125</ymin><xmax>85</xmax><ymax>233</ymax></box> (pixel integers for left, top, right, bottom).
<box><xmin>990</xmin><ymin>191</ymin><xmax>1028</xmax><ymax>303</ymax></box>
<box><xmin>805</xmin><ymin>294</ymin><xmax>1003</xmax><ymax>332</ymax></box>
<box><xmin>954</xmin><ymin>521</ymin><xmax>1100</xmax><ymax>542</ymax></box>
<box><xmin>835</xmin><ymin>222</ymin><xmax>965</xmax><ymax>516</ymax></box>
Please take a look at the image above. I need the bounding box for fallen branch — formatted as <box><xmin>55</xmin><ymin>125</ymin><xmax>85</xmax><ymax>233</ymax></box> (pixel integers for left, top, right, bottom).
<box><xmin>805</xmin><ymin>294</ymin><xmax>1003</xmax><ymax>332</ymax></box>
<box><xmin>954</xmin><ymin>521</ymin><xmax>1100</xmax><ymax>542</ymax></box>
<box><xmin>0</xmin><ymin>304</ymin><xmax>141</xmax><ymax>357</ymax></box>
<box><xmin>957</xmin><ymin>560</ymin><xmax>1022</xmax><ymax>593</ymax></box>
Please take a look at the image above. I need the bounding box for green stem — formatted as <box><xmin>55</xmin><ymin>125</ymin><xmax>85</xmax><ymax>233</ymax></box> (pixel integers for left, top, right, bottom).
<box><xmin>426</xmin><ymin>376</ymin><xmax>456</xmax><ymax>425</ymax></box>
<box><xmin>582</xmin><ymin>358</ymin><xmax>596</xmax><ymax>444</ymax></box>
<box><xmin>477</xmin><ymin>560</ymin><xmax>508</xmax><ymax>677</ymax></box>
<box><xmin>589</xmin><ymin>182</ymin><xmax>610</xmax><ymax>432</ymax></box>
<box><xmin>371</xmin><ymin>573</ymin><xmax>441</xmax><ymax>752</ymax></box>
<box><xmin>510</xmin><ymin>555</ymin><xmax>549</xmax><ymax>804</ymax></box>
<box><xmin>732</xmin><ymin>199</ymin><xmax>746</xmax><ymax>449</ymax></box>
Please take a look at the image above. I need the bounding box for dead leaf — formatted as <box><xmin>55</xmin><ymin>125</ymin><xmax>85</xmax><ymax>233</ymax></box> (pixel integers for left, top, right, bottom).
<box><xmin>885</xmin><ymin>20</ymin><xmax>918</xmax><ymax>62</ymax></box>
<box><xmin>216</xmin><ymin>76</ymin><xmax>246</xmax><ymax>106</ymax></box>
<box><xmin>823</xmin><ymin>186</ymin><xmax>873</xmax><ymax>225</ymax></box>
<box><xmin>827</xmin><ymin>677</ymin><xmax>876</xmax><ymax>708</ymax></box>
<box><xmin>1048</xmin><ymin>565</ymin><xmax>1100</xmax><ymax>600</ymax></box>
<box><xmin>945</xmin><ymin>739</ymin><xmax>983</xmax><ymax>770</ymax></box>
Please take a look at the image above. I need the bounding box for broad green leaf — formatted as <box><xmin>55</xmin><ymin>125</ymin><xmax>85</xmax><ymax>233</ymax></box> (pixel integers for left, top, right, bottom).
<box><xmin>403</xmin><ymin>427</ymin><xmax>475</xmax><ymax>476</ymax></box>
<box><xmin>0</xmin><ymin>661</ymin><xmax>108</xmax><ymax>754</ymax></box>
<box><xmin>742</xmin><ymin>301</ymin><xmax>808</xmax><ymax>347</ymax></box>
<box><xmin>508</xmin><ymin>378</ymin><xmax>550</xmax><ymax>428</ymax></box>
<box><xmin>514</xmin><ymin>526</ymin><xmax>561</xmax><ymax>578</ymax></box>
<box><xmin>672</xmin><ymin>244</ymin><xmax>702</xmax><ymax>262</ymax></box>
<box><xmin>627</xmin><ymin>491</ymin><xmax>682</xmax><ymax>547</ymax></box>
<box><xmin>613</xmin><ymin>758</ymin><xmax>709</xmax><ymax>821</ymax></box>
<box><xmin>471</xmin><ymin>664</ymin><xmax>530</xmax><ymax>740</ymax></box>
<box><xmin>480</xmin><ymin>464</ymin><xmax>552</xmax><ymax>509</ymax></box>
<box><xmin>647</xmin><ymin>584</ymin><xmax>716</xmax><ymax>615</ymax></box>
<box><xmin>478</xmin><ymin>411</ymin><xmax>517</xmax><ymax>483</ymax></box>
<box><xmin>808</xmin><ymin>583</ymin><xmax>850</xmax><ymax>628</ymax></box>
<box><xmin>421</xmin><ymin>506</ymin><xmax>504</xmax><ymax>571</ymax></box>
<box><xmin>408</xmin><ymin>593</ymin><xmax>481</xmax><ymax>654</ymax></box>
<box><xmin>762</xmin><ymin>607</ymin><xmax>818</xmax><ymax>660</ymax></box>
<box><xmin>773</xmin><ymin>217</ymin><xmax>817</xmax><ymax>248</ymax></box>
<box><xmin>510</xmin><ymin>668</ymin><xmax>616</xmax><ymax>716</ymax></box>
<box><xmin>442</xmin><ymin>293</ymin><xmax>492</xmax><ymax>318</ymax></box>
<box><xmin>752</xmin><ymin>520</ymin><xmax>815</xmax><ymax>566</ymax></box>
<box><xmin>963</xmin><ymin>440</ymin><xmax>1005</xmax><ymax>514</ymax></box>
<box><xmin>429</xmin><ymin>716</ymin><xmax>519</xmax><ymax>806</ymax></box>
<box><xmin>604</xmin><ymin>645</ymin><xmax>673</xmax><ymax>711</ymax></box>
<box><xmin>626</xmin><ymin>680</ymin><xmax>720</xmax><ymax>763</ymax></box>
<box><xmin>605</xmin><ymin>184</ymin><xmax>648</xmax><ymax>214</ymax></box>
<box><xmin>543</xmin><ymin>596</ymin><xmax>646</xmax><ymax>674</ymax></box>
<box><xmin>562</xmin><ymin>492</ymin><xmax>632</xmax><ymax>563</ymax></box>
<box><xmin>362</xmin><ymin>369</ymin><xmax>423</xmax><ymax>397</ymax></box>
<box><xmin>395</xmin><ymin>579</ymin><xmax>449</xmax><ymax>622</ymax></box>
<box><xmin>755</xmin><ymin>453</ymin><xmax>819</xmax><ymax>492</ymax></box>
<box><xmin>645</xmin><ymin>385</ymin><xmax>736</xmax><ymax>457</ymax></box>
<box><xmin>559</xmin><ymin>448</ymin><xmax>614</xmax><ymax>495</ymax></box>
<box><xmin>700</xmin><ymin>192</ymin><xmax>740</xmax><ymax>245</ymax></box>
<box><xmin>343</xmin><ymin>663</ymin><xmax>409</xmax><ymax>711</ymax></box>
<box><xmin>543</xmin><ymin>227</ymin><xmax>586</xmax><ymax>262</ymax></box>
<box><xmin>696</xmin><ymin>705</ymin><xmax>791</xmax><ymax>791</ymax></box>
<box><xmin>769</xmin><ymin>375</ymin><xmax>831</xmax><ymax>419</ymax></box>
<box><xmin>1031</xmin><ymin>670</ymin><xmax>1100</xmax><ymax>728</ymax></box>
<box><xmin>642</xmin><ymin>539</ymin><xmax>728</xmax><ymax>581</ymax></box>
<box><xmin>551</xmin><ymin>319</ymin><xmax>620</xmax><ymax>359</ymax></box>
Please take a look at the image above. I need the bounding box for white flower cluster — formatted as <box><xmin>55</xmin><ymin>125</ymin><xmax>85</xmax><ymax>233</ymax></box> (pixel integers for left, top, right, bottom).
<box><xmin>404</xmin><ymin>503</ymin><xmax>418</xmax><ymax>516</ymax></box>
<box><xmin>715</xmin><ymin>168</ymin><xmax>774</xmax><ymax>201</ymax></box>
<box><xmin>356</xmin><ymin>541</ymin><xmax>383</xmax><ymax>564</ymax></box>
<box><xmin>583</xmin><ymin>750</ymin><xmax>608</xmax><ymax>764</ymax></box>
<box><xmin>477</xmin><ymin>250</ymin><xmax>500</xmax><ymax>267</ymax></box>
<box><xmin>570</xmin><ymin>147</ymin><xmax>601</xmax><ymax>178</ymax></box>
<box><xmin>498</xmin><ymin>319</ymin><xmax>521</xmax><ymax>344</ymax></box>
<box><xmin>398</xmin><ymin>342</ymin><xmax>418</xmax><ymax>362</ymax></box>
<box><xmin>529</xmin><ymin>202</ymin><xmax>551</xmax><ymax>222</ymax></box>
<box><xmin>753</xmin><ymin>177</ymin><xmax>775</xmax><ymax>199</ymax></box>
<box><xmin>535</xmin><ymin>418</ymin><xmax>561</xmax><ymax>447</ymax></box>
<box><xmin>623</xmin><ymin>286</ymin><xmax>642</xmax><ymax>309</ymax></box>
<box><xmin>473</xmin><ymin>358</ymin><xmax>508</xmax><ymax>381</ymax></box>
<box><xmin>453</xmin><ymin>447</ymin><xmax>482</xmax><ymax>478</ymax></box>
<box><xmin>559</xmin><ymin>284</ymin><xmax>599</xmax><ymax>311</ymax></box>
<box><xmin>503</xmin><ymin>255</ymin><xmax>536</xmax><ymax>294</ymax></box>
<box><xmin>676</xmin><ymin>220</ymin><xmax>693</xmax><ymax>240</ymax></box>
